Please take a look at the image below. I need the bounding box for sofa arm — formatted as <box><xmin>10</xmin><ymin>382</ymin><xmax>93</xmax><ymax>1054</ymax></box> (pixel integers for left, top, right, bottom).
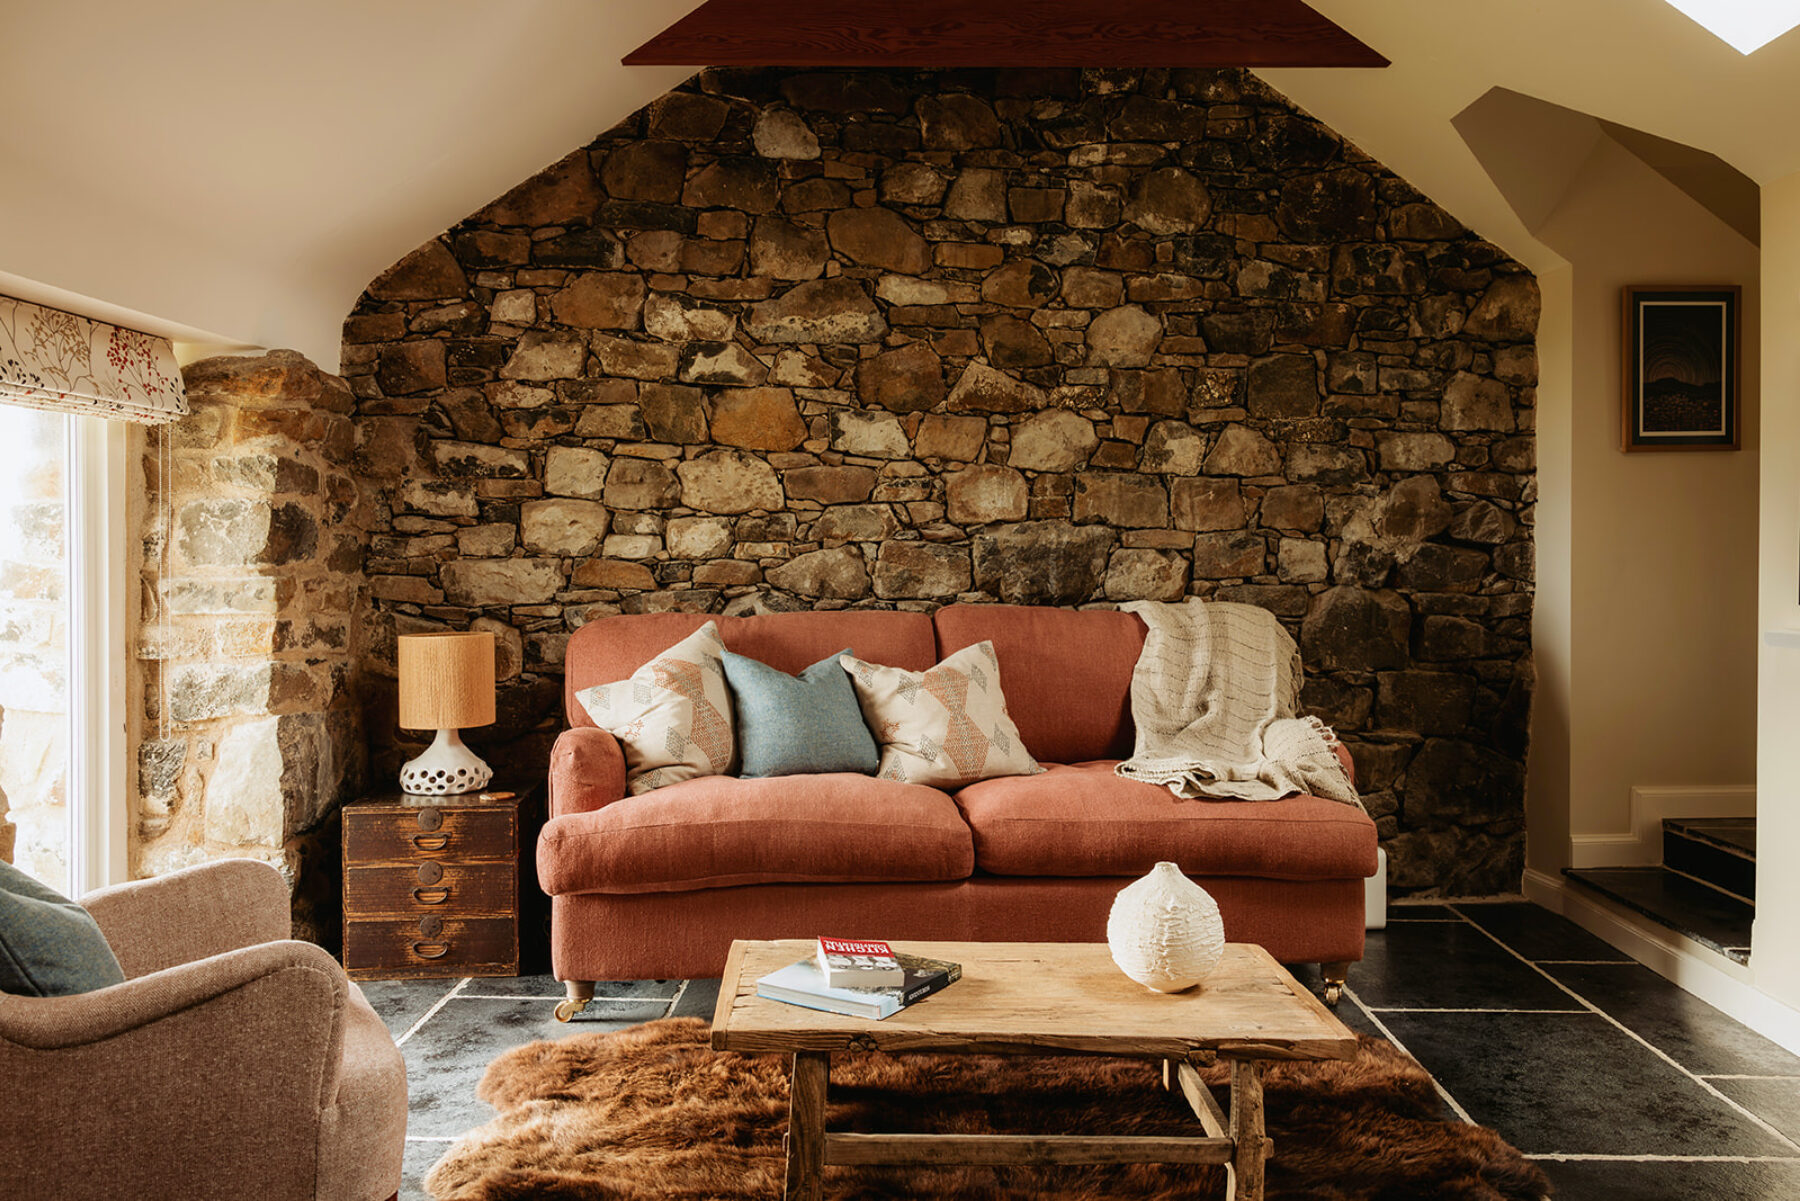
<box><xmin>82</xmin><ymin>858</ymin><xmax>293</xmax><ymax>979</ymax></box>
<box><xmin>0</xmin><ymin>940</ymin><xmax>352</xmax><ymax>1201</ymax></box>
<box><xmin>550</xmin><ymin>725</ymin><xmax>628</xmax><ymax>818</ymax></box>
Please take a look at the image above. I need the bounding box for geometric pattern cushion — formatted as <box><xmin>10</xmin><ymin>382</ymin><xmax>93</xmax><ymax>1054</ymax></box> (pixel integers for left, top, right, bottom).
<box><xmin>575</xmin><ymin>621</ymin><xmax>736</xmax><ymax>795</ymax></box>
<box><xmin>840</xmin><ymin>640</ymin><xmax>1042</xmax><ymax>790</ymax></box>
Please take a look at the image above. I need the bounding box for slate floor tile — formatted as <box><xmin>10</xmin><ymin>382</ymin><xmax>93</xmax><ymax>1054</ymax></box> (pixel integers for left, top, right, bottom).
<box><xmin>402</xmin><ymin>996</ymin><xmax>666</xmax><ymax>1136</ymax></box>
<box><xmin>454</xmin><ymin>973</ymin><xmax>679</xmax><ymax>1001</ymax></box>
<box><xmin>401</xmin><ymin>1138</ymin><xmax>451</xmax><ymax>1201</ymax></box>
<box><xmin>1545</xmin><ymin>961</ymin><xmax>1800</xmax><ymax>1078</ymax></box>
<box><xmin>1384</xmin><ymin>903</ymin><xmax>1460</xmax><ymax>921</ymax></box>
<box><xmin>672</xmin><ymin>975</ymin><xmax>723</xmax><ymax>1019</ymax></box>
<box><xmin>1535</xmin><ymin>1156</ymin><xmax>1800</xmax><ymax>1201</ymax></box>
<box><xmin>1710</xmin><ymin>1076</ymin><xmax>1800</xmax><ymax>1144</ymax></box>
<box><xmin>1332</xmin><ymin>995</ymin><xmax>1386</xmax><ymax>1040</ymax></box>
<box><xmin>1347</xmin><ymin>920</ymin><xmax>1575</xmax><ymax>1011</ymax></box>
<box><xmin>1453</xmin><ymin>901</ymin><xmax>1634</xmax><ymax>963</ymax></box>
<box><xmin>1378</xmin><ymin>1009</ymin><xmax>1796</xmax><ymax>1158</ymax></box>
<box><xmin>357</xmin><ymin>977</ymin><xmax>457</xmax><ymax>1037</ymax></box>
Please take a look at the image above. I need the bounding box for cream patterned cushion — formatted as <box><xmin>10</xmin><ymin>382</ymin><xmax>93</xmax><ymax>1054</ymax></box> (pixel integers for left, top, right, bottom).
<box><xmin>840</xmin><ymin>641</ymin><xmax>1042</xmax><ymax>789</ymax></box>
<box><xmin>575</xmin><ymin>622</ymin><xmax>736</xmax><ymax>794</ymax></box>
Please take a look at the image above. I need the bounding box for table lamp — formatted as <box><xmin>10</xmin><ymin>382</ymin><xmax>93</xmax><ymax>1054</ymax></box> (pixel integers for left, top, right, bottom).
<box><xmin>397</xmin><ymin>630</ymin><xmax>497</xmax><ymax>794</ymax></box>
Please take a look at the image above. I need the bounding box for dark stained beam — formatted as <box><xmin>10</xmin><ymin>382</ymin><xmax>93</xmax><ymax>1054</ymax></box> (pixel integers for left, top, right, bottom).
<box><xmin>623</xmin><ymin>0</ymin><xmax>1388</xmax><ymax>69</ymax></box>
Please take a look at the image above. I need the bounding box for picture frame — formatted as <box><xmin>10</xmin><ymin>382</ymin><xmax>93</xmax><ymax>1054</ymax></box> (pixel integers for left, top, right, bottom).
<box><xmin>1621</xmin><ymin>285</ymin><xmax>1740</xmax><ymax>452</ymax></box>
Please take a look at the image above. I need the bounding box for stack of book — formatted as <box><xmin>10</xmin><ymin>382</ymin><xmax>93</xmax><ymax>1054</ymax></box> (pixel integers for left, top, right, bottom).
<box><xmin>755</xmin><ymin>937</ymin><xmax>961</xmax><ymax>1019</ymax></box>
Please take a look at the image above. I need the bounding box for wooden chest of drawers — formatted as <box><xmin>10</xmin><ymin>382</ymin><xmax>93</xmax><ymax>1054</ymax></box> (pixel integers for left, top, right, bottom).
<box><xmin>340</xmin><ymin>785</ymin><xmax>542</xmax><ymax>980</ymax></box>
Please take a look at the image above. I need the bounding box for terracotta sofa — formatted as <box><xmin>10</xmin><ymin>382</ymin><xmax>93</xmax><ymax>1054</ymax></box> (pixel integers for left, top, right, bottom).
<box><xmin>538</xmin><ymin>604</ymin><xmax>1378</xmax><ymax>1015</ymax></box>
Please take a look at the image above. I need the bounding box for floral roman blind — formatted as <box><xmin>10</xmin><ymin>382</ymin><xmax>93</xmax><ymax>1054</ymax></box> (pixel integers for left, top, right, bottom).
<box><xmin>0</xmin><ymin>294</ymin><xmax>186</xmax><ymax>425</ymax></box>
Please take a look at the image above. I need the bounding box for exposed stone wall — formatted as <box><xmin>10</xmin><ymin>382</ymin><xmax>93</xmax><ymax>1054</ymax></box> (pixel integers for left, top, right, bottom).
<box><xmin>134</xmin><ymin>351</ymin><xmax>368</xmax><ymax>941</ymax></box>
<box><xmin>342</xmin><ymin>68</ymin><xmax>1538</xmax><ymax>896</ymax></box>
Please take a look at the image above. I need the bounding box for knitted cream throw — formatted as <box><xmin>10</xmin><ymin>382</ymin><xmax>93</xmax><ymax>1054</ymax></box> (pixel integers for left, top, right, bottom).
<box><xmin>1115</xmin><ymin>599</ymin><xmax>1361</xmax><ymax>807</ymax></box>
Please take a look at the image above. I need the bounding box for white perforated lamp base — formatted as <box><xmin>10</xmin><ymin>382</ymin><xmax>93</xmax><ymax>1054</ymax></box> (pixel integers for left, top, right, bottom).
<box><xmin>399</xmin><ymin>727</ymin><xmax>493</xmax><ymax>795</ymax></box>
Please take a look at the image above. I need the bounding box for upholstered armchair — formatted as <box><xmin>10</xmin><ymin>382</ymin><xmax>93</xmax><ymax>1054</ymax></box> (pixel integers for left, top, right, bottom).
<box><xmin>0</xmin><ymin>858</ymin><xmax>407</xmax><ymax>1201</ymax></box>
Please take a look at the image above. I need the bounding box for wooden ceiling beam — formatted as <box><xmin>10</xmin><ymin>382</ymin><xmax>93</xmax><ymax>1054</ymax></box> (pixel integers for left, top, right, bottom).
<box><xmin>623</xmin><ymin>0</ymin><xmax>1388</xmax><ymax>69</ymax></box>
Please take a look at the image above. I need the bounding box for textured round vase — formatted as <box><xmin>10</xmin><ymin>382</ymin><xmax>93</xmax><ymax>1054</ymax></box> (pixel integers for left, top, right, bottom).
<box><xmin>1106</xmin><ymin>861</ymin><xmax>1227</xmax><ymax>992</ymax></box>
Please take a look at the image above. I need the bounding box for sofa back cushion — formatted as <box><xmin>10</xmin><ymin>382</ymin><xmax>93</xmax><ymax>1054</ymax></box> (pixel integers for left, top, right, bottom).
<box><xmin>565</xmin><ymin>610</ymin><xmax>937</xmax><ymax>726</ymax></box>
<box><xmin>933</xmin><ymin>604</ymin><xmax>1146</xmax><ymax>764</ymax></box>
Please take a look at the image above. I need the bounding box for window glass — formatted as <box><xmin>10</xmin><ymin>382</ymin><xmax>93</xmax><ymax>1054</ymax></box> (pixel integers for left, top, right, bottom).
<box><xmin>0</xmin><ymin>406</ymin><xmax>70</xmax><ymax>892</ymax></box>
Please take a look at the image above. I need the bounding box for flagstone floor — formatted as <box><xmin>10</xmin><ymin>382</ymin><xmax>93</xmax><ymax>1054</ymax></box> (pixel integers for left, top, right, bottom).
<box><xmin>363</xmin><ymin>901</ymin><xmax>1800</xmax><ymax>1201</ymax></box>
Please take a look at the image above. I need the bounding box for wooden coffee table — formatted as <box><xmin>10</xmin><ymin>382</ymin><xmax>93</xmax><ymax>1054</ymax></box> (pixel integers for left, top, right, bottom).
<box><xmin>712</xmin><ymin>939</ymin><xmax>1357</xmax><ymax>1201</ymax></box>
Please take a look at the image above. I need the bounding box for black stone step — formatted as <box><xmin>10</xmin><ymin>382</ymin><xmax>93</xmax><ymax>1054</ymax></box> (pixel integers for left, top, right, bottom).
<box><xmin>1663</xmin><ymin>817</ymin><xmax>1755</xmax><ymax>902</ymax></box>
<box><xmin>1562</xmin><ymin>866</ymin><xmax>1752</xmax><ymax>964</ymax></box>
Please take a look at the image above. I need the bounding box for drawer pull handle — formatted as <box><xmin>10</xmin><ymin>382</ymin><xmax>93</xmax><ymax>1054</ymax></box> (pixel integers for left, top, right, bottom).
<box><xmin>411</xmin><ymin>942</ymin><xmax>449</xmax><ymax>959</ymax></box>
<box><xmin>413</xmin><ymin>886</ymin><xmax>450</xmax><ymax>905</ymax></box>
<box><xmin>413</xmin><ymin>834</ymin><xmax>450</xmax><ymax>851</ymax></box>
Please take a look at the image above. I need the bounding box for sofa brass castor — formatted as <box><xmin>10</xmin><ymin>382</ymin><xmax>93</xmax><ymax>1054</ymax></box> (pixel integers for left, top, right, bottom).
<box><xmin>1323</xmin><ymin>982</ymin><xmax>1343</xmax><ymax>1008</ymax></box>
<box><xmin>555</xmin><ymin>981</ymin><xmax>595</xmax><ymax>1023</ymax></box>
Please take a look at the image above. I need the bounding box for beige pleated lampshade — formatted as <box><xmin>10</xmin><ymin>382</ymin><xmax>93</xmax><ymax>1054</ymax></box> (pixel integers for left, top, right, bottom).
<box><xmin>397</xmin><ymin>631</ymin><xmax>497</xmax><ymax>730</ymax></box>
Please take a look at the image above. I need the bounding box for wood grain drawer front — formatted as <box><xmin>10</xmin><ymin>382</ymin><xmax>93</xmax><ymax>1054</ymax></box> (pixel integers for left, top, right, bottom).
<box><xmin>345</xmin><ymin>861</ymin><xmax>516</xmax><ymax>917</ymax></box>
<box><xmin>343</xmin><ymin>915</ymin><xmax>517</xmax><ymax>977</ymax></box>
<box><xmin>343</xmin><ymin>807</ymin><xmax>515</xmax><ymax>863</ymax></box>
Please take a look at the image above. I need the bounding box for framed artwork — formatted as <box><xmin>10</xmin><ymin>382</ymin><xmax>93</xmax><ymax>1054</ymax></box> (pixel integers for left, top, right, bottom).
<box><xmin>1621</xmin><ymin>285</ymin><xmax>1740</xmax><ymax>452</ymax></box>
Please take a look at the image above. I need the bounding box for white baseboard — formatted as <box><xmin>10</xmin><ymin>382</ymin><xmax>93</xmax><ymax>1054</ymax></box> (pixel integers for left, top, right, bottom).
<box><xmin>1523</xmin><ymin>868</ymin><xmax>1800</xmax><ymax>1057</ymax></box>
<box><xmin>1566</xmin><ymin>784</ymin><xmax>1755</xmax><ymax>869</ymax></box>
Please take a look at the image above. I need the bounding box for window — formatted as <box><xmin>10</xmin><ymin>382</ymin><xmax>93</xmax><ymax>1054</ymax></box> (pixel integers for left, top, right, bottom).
<box><xmin>1661</xmin><ymin>0</ymin><xmax>1800</xmax><ymax>53</ymax></box>
<box><xmin>0</xmin><ymin>407</ymin><xmax>126</xmax><ymax>895</ymax></box>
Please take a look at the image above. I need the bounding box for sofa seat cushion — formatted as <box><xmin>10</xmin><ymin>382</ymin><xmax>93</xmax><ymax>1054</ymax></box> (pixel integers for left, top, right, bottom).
<box><xmin>538</xmin><ymin>775</ymin><xmax>975</xmax><ymax>895</ymax></box>
<box><xmin>954</xmin><ymin>760</ymin><xmax>1378</xmax><ymax>882</ymax></box>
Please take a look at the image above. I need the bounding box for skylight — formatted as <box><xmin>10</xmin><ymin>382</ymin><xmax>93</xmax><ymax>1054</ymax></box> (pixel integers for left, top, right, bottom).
<box><xmin>1662</xmin><ymin>0</ymin><xmax>1800</xmax><ymax>53</ymax></box>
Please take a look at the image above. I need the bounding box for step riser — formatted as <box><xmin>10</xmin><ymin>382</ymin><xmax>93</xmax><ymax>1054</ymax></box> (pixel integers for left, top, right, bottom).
<box><xmin>1663</xmin><ymin>824</ymin><xmax>1756</xmax><ymax>902</ymax></box>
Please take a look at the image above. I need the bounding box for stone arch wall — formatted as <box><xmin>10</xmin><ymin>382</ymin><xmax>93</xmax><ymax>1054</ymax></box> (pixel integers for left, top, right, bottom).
<box><xmin>342</xmin><ymin>67</ymin><xmax>1537</xmax><ymax>895</ymax></box>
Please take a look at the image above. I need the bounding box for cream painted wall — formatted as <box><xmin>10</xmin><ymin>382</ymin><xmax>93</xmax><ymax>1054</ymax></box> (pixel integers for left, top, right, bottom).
<box><xmin>1753</xmin><ymin>174</ymin><xmax>1800</xmax><ymax>1004</ymax></box>
<box><xmin>1527</xmin><ymin>266</ymin><xmax>1575</xmax><ymax>871</ymax></box>
<box><xmin>1533</xmin><ymin>137</ymin><xmax>1760</xmax><ymax>855</ymax></box>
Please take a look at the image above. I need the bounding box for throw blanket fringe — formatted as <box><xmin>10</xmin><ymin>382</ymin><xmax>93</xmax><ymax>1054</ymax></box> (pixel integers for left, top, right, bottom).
<box><xmin>1115</xmin><ymin>599</ymin><xmax>1361</xmax><ymax>808</ymax></box>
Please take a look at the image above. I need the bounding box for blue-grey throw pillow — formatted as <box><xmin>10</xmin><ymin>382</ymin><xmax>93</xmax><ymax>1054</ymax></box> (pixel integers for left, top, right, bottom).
<box><xmin>0</xmin><ymin>859</ymin><xmax>126</xmax><ymax>996</ymax></box>
<box><xmin>721</xmin><ymin>648</ymin><xmax>880</xmax><ymax>778</ymax></box>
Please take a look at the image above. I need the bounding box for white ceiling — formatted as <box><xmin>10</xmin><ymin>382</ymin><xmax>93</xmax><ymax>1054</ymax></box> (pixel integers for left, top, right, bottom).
<box><xmin>3</xmin><ymin>0</ymin><xmax>1796</xmax><ymax>365</ymax></box>
<box><xmin>0</xmin><ymin>0</ymin><xmax>697</xmax><ymax>361</ymax></box>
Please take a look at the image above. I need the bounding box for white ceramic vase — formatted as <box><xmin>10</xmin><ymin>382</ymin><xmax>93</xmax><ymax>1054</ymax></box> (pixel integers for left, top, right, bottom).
<box><xmin>1106</xmin><ymin>861</ymin><xmax>1226</xmax><ymax>992</ymax></box>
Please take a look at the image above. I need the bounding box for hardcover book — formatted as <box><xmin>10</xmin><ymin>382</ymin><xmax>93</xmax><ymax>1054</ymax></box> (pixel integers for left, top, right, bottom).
<box><xmin>816</xmin><ymin>936</ymin><xmax>903</xmax><ymax>987</ymax></box>
<box><xmin>756</xmin><ymin>950</ymin><xmax>962</xmax><ymax>1020</ymax></box>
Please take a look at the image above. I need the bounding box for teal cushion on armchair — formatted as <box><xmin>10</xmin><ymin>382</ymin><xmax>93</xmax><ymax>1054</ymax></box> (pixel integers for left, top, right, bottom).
<box><xmin>721</xmin><ymin>647</ymin><xmax>880</xmax><ymax>778</ymax></box>
<box><xmin>0</xmin><ymin>858</ymin><xmax>125</xmax><ymax>996</ymax></box>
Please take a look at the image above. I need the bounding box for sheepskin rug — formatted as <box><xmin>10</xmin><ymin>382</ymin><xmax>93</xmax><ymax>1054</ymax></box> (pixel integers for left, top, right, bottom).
<box><xmin>424</xmin><ymin>1017</ymin><xmax>1549</xmax><ymax>1200</ymax></box>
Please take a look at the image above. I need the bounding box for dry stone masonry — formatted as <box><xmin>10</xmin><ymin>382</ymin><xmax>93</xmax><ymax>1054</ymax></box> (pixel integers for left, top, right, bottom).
<box><xmin>134</xmin><ymin>352</ymin><xmax>368</xmax><ymax>941</ymax></box>
<box><xmin>343</xmin><ymin>67</ymin><xmax>1537</xmax><ymax>895</ymax></box>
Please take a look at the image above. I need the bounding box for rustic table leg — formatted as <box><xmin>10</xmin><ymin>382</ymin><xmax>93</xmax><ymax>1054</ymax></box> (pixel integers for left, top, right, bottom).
<box><xmin>1228</xmin><ymin>1059</ymin><xmax>1269</xmax><ymax>1201</ymax></box>
<box><xmin>784</xmin><ymin>1051</ymin><xmax>829</xmax><ymax>1201</ymax></box>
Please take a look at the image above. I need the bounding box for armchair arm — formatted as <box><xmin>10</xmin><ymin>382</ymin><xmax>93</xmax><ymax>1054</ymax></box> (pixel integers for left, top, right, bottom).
<box><xmin>82</xmin><ymin>857</ymin><xmax>292</xmax><ymax>978</ymax></box>
<box><xmin>0</xmin><ymin>939</ymin><xmax>350</xmax><ymax>1201</ymax></box>
<box><xmin>550</xmin><ymin>725</ymin><xmax>628</xmax><ymax>817</ymax></box>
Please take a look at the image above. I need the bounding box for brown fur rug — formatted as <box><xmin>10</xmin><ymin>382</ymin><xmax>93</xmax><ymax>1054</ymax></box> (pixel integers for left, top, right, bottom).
<box><xmin>424</xmin><ymin>1017</ymin><xmax>1550</xmax><ymax>1200</ymax></box>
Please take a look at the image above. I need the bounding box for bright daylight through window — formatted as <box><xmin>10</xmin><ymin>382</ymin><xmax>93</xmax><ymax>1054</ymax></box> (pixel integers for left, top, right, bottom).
<box><xmin>0</xmin><ymin>406</ymin><xmax>74</xmax><ymax>892</ymax></box>
<box><xmin>1662</xmin><ymin>0</ymin><xmax>1800</xmax><ymax>52</ymax></box>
